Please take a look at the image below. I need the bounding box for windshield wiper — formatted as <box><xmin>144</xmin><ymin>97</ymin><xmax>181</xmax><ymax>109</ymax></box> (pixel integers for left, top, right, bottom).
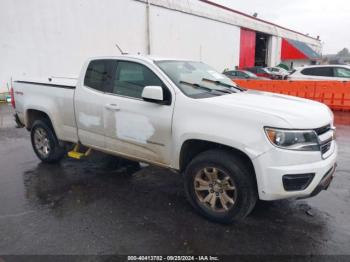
<box><xmin>202</xmin><ymin>78</ymin><xmax>246</xmax><ymax>92</ymax></box>
<box><xmin>179</xmin><ymin>81</ymin><xmax>213</xmax><ymax>92</ymax></box>
<box><xmin>179</xmin><ymin>81</ymin><xmax>234</xmax><ymax>95</ymax></box>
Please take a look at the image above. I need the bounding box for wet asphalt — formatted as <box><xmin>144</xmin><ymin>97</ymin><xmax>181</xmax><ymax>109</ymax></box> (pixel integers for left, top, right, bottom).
<box><xmin>0</xmin><ymin>103</ymin><xmax>349</xmax><ymax>256</ymax></box>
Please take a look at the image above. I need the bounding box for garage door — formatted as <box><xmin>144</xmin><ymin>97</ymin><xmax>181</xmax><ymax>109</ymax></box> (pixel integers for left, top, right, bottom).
<box><xmin>239</xmin><ymin>29</ymin><xmax>256</xmax><ymax>68</ymax></box>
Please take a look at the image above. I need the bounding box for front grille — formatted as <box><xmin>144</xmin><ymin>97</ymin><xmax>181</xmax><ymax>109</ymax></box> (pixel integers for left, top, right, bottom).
<box><xmin>313</xmin><ymin>124</ymin><xmax>333</xmax><ymax>156</ymax></box>
<box><xmin>314</xmin><ymin>124</ymin><xmax>331</xmax><ymax>135</ymax></box>
<box><xmin>321</xmin><ymin>141</ymin><xmax>332</xmax><ymax>154</ymax></box>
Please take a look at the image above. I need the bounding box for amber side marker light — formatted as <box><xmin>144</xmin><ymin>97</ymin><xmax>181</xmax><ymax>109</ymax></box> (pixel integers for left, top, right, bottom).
<box><xmin>266</xmin><ymin>128</ymin><xmax>276</xmax><ymax>143</ymax></box>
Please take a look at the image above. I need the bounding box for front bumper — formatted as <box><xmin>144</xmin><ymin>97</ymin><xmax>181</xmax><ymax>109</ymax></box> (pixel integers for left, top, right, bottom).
<box><xmin>307</xmin><ymin>163</ymin><xmax>336</xmax><ymax>198</ymax></box>
<box><xmin>253</xmin><ymin>141</ymin><xmax>338</xmax><ymax>201</ymax></box>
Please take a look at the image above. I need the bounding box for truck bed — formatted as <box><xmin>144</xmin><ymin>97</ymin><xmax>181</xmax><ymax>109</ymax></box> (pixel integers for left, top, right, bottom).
<box><xmin>13</xmin><ymin>78</ymin><xmax>79</xmax><ymax>143</ymax></box>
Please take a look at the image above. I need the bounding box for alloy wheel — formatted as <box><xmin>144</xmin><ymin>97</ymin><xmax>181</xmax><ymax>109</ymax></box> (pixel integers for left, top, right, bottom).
<box><xmin>194</xmin><ymin>167</ymin><xmax>237</xmax><ymax>212</ymax></box>
<box><xmin>33</xmin><ymin>127</ymin><xmax>51</xmax><ymax>158</ymax></box>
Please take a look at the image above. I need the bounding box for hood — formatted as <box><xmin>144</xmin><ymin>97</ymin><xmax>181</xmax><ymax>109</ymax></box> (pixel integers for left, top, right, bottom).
<box><xmin>203</xmin><ymin>90</ymin><xmax>332</xmax><ymax>128</ymax></box>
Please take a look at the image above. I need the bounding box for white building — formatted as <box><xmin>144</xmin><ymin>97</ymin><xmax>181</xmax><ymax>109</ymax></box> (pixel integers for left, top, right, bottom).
<box><xmin>0</xmin><ymin>0</ymin><xmax>322</xmax><ymax>93</ymax></box>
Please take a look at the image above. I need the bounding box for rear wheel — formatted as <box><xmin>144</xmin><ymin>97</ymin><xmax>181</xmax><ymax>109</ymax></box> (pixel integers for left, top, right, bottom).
<box><xmin>184</xmin><ymin>150</ymin><xmax>257</xmax><ymax>223</ymax></box>
<box><xmin>31</xmin><ymin>119</ymin><xmax>65</xmax><ymax>163</ymax></box>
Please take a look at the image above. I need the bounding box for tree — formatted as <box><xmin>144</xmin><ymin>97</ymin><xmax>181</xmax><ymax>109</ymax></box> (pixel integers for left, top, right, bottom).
<box><xmin>337</xmin><ymin>48</ymin><xmax>349</xmax><ymax>57</ymax></box>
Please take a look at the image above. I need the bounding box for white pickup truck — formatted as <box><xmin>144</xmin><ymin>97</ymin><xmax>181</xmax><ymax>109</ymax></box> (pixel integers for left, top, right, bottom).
<box><xmin>12</xmin><ymin>55</ymin><xmax>337</xmax><ymax>223</ymax></box>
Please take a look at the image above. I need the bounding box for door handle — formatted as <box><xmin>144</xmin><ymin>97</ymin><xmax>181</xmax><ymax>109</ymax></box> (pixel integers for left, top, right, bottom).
<box><xmin>105</xmin><ymin>103</ymin><xmax>120</xmax><ymax>111</ymax></box>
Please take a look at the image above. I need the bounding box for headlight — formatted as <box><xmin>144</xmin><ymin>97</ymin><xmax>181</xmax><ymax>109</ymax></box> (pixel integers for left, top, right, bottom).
<box><xmin>265</xmin><ymin>127</ymin><xmax>319</xmax><ymax>151</ymax></box>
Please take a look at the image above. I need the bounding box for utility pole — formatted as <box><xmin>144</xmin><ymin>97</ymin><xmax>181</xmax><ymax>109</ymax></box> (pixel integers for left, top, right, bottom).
<box><xmin>146</xmin><ymin>0</ymin><xmax>151</xmax><ymax>55</ymax></box>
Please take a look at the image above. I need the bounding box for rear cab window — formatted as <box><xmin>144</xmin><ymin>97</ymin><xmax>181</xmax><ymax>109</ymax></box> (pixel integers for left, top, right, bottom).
<box><xmin>84</xmin><ymin>60</ymin><xmax>115</xmax><ymax>92</ymax></box>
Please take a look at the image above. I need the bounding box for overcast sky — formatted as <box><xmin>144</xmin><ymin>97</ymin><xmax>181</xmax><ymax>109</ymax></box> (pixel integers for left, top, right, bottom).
<box><xmin>212</xmin><ymin>0</ymin><xmax>350</xmax><ymax>54</ymax></box>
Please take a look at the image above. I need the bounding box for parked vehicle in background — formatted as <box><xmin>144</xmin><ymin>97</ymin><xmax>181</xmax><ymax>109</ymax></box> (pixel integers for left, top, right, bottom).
<box><xmin>12</xmin><ymin>55</ymin><xmax>337</xmax><ymax>223</ymax></box>
<box><xmin>288</xmin><ymin>65</ymin><xmax>350</xmax><ymax>80</ymax></box>
<box><xmin>223</xmin><ymin>70</ymin><xmax>269</xmax><ymax>80</ymax></box>
<box><xmin>243</xmin><ymin>67</ymin><xmax>276</xmax><ymax>79</ymax></box>
<box><xmin>265</xmin><ymin>67</ymin><xmax>290</xmax><ymax>80</ymax></box>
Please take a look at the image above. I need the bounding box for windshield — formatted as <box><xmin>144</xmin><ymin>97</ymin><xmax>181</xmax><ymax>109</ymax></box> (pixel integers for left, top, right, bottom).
<box><xmin>156</xmin><ymin>60</ymin><xmax>243</xmax><ymax>98</ymax></box>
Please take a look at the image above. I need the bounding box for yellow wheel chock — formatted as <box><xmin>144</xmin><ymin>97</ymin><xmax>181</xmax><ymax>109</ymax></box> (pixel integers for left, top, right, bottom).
<box><xmin>68</xmin><ymin>144</ymin><xmax>92</xmax><ymax>159</ymax></box>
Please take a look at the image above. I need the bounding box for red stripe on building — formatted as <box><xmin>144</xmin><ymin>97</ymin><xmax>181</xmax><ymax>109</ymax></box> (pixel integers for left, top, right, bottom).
<box><xmin>281</xmin><ymin>38</ymin><xmax>308</xmax><ymax>60</ymax></box>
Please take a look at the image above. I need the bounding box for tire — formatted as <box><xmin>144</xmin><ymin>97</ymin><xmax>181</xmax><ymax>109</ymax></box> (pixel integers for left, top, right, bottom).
<box><xmin>30</xmin><ymin>119</ymin><xmax>65</xmax><ymax>163</ymax></box>
<box><xmin>184</xmin><ymin>149</ymin><xmax>257</xmax><ymax>223</ymax></box>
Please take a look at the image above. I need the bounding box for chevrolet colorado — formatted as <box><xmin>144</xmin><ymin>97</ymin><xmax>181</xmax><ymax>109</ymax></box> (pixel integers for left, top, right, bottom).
<box><xmin>12</xmin><ymin>55</ymin><xmax>337</xmax><ymax>223</ymax></box>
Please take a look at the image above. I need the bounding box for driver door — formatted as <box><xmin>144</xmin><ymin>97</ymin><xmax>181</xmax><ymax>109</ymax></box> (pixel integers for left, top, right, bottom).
<box><xmin>103</xmin><ymin>60</ymin><xmax>174</xmax><ymax>166</ymax></box>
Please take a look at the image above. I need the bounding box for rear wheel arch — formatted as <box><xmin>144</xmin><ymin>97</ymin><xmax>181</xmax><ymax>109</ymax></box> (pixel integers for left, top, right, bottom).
<box><xmin>26</xmin><ymin>109</ymin><xmax>55</xmax><ymax>132</ymax></box>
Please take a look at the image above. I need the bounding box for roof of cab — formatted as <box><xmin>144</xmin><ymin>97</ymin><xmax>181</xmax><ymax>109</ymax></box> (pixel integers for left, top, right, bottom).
<box><xmin>88</xmin><ymin>55</ymin><xmax>194</xmax><ymax>63</ymax></box>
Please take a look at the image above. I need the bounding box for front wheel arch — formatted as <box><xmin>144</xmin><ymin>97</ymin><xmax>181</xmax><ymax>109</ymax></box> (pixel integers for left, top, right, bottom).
<box><xmin>179</xmin><ymin>139</ymin><xmax>257</xmax><ymax>185</ymax></box>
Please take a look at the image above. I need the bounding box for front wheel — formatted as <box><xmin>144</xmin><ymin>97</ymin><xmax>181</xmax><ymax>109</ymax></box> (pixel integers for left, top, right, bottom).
<box><xmin>31</xmin><ymin>119</ymin><xmax>65</xmax><ymax>163</ymax></box>
<box><xmin>184</xmin><ymin>150</ymin><xmax>257</xmax><ymax>223</ymax></box>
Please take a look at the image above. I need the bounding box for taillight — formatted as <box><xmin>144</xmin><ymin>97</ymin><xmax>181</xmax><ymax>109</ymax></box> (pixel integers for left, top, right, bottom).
<box><xmin>10</xmin><ymin>87</ymin><xmax>15</xmax><ymax>108</ymax></box>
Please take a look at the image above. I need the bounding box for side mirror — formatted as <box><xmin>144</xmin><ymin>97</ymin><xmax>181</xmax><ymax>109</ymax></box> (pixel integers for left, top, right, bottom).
<box><xmin>142</xmin><ymin>86</ymin><xmax>164</xmax><ymax>103</ymax></box>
